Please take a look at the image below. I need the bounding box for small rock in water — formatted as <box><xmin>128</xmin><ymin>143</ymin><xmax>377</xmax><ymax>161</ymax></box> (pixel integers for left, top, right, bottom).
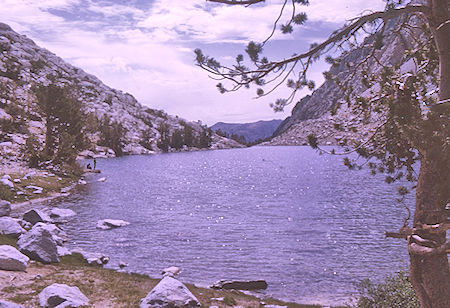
<box><xmin>97</xmin><ymin>177</ymin><xmax>106</xmax><ymax>182</ymax></box>
<box><xmin>119</xmin><ymin>261</ymin><xmax>129</xmax><ymax>268</ymax></box>
<box><xmin>96</xmin><ymin>219</ymin><xmax>130</xmax><ymax>230</ymax></box>
<box><xmin>211</xmin><ymin>279</ymin><xmax>268</xmax><ymax>290</ymax></box>
<box><xmin>162</xmin><ymin>266</ymin><xmax>181</xmax><ymax>277</ymax></box>
<box><xmin>49</xmin><ymin>208</ymin><xmax>76</xmax><ymax>223</ymax></box>
<box><xmin>77</xmin><ymin>179</ymin><xmax>87</xmax><ymax>185</ymax></box>
<box><xmin>57</xmin><ymin>246</ymin><xmax>72</xmax><ymax>257</ymax></box>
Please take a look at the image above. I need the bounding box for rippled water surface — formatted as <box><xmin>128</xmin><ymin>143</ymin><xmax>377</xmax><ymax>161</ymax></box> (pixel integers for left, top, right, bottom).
<box><xmin>57</xmin><ymin>146</ymin><xmax>412</xmax><ymax>305</ymax></box>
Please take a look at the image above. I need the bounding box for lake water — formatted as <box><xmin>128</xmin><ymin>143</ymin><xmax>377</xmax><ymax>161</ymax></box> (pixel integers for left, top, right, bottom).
<box><xmin>56</xmin><ymin>146</ymin><xmax>412</xmax><ymax>306</ymax></box>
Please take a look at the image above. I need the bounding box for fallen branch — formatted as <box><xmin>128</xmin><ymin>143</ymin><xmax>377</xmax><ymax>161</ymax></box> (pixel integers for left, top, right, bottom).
<box><xmin>386</xmin><ymin>231</ymin><xmax>410</xmax><ymax>239</ymax></box>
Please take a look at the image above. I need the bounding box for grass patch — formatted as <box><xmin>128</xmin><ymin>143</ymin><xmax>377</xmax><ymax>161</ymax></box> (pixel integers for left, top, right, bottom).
<box><xmin>223</xmin><ymin>295</ymin><xmax>237</xmax><ymax>306</ymax></box>
<box><xmin>7</xmin><ymin>293</ymin><xmax>33</xmax><ymax>304</ymax></box>
<box><xmin>2</xmin><ymin>262</ymin><xmax>333</xmax><ymax>308</ymax></box>
<box><xmin>0</xmin><ymin>235</ymin><xmax>18</xmax><ymax>247</ymax></box>
<box><xmin>59</xmin><ymin>253</ymin><xmax>89</xmax><ymax>267</ymax></box>
<box><xmin>0</xmin><ymin>172</ymin><xmax>77</xmax><ymax>204</ymax></box>
<box><xmin>0</xmin><ymin>185</ymin><xmax>14</xmax><ymax>201</ymax></box>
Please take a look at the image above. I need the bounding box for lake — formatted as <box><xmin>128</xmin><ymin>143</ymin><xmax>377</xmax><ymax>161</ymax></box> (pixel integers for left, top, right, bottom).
<box><xmin>56</xmin><ymin>146</ymin><xmax>412</xmax><ymax>306</ymax></box>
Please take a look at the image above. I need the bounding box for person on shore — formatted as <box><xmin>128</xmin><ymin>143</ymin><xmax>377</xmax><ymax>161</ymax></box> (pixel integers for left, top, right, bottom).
<box><xmin>93</xmin><ymin>158</ymin><xmax>97</xmax><ymax>170</ymax></box>
<box><xmin>86</xmin><ymin>163</ymin><xmax>92</xmax><ymax>170</ymax></box>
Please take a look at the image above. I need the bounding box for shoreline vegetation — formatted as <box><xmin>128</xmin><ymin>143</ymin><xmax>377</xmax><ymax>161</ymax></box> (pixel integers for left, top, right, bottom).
<box><xmin>0</xmin><ymin>162</ymin><xmax>343</xmax><ymax>308</ymax></box>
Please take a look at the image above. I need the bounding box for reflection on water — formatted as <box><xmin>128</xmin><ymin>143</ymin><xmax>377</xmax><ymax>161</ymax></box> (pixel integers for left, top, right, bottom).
<box><xmin>56</xmin><ymin>146</ymin><xmax>412</xmax><ymax>305</ymax></box>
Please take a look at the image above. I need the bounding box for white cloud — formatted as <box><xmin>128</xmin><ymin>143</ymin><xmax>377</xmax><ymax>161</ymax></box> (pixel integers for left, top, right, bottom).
<box><xmin>86</xmin><ymin>2</ymin><xmax>144</xmax><ymax>18</ymax></box>
<box><xmin>305</xmin><ymin>0</ymin><xmax>385</xmax><ymax>23</ymax></box>
<box><xmin>138</xmin><ymin>0</ymin><xmax>386</xmax><ymax>44</ymax></box>
<box><xmin>0</xmin><ymin>0</ymin><xmax>386</xmax><ymax>125</ymax></box>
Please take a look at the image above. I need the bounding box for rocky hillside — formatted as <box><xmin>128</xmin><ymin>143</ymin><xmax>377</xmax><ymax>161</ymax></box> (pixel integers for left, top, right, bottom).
<box><xmin>211</xmin><ymin>119</ymin><xmax>282</xmax><ymax>143</ymax></box>
<box><xmin>0</xmin><ymin>23</ymin><xmax>242</xmax><ymax>170</ymax></box>
<box><xmin>268</xmin><ymin>14</ymin><xmax>425</xmax><ymax>146</ymax></box>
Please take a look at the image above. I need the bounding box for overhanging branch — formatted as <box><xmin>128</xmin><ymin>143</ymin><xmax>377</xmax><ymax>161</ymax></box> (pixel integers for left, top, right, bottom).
<box><xmin>258</xmin><ymin>5</ymin><xmax>430</xmax><ymax>73</ymax></box>
<box><xmin>197</xmin><ymin>4</ymin><xmax>431</xmax><ymax>99</ymax></box>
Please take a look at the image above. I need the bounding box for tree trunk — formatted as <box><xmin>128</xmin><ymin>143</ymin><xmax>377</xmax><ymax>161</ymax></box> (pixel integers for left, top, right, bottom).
<box><xmin>409</xmin><ymin>2</ymin><xmax>449</xmax><ymax>307</ymax></box>
<box><xmin>409</xmin><ymin>154</ymin><xmax>449</xmax><ymax>308</ymax></box>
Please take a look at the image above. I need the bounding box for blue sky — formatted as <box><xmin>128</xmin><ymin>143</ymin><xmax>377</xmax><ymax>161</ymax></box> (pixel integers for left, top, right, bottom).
<box><xmin>0</xmin><ymin>0</ymin><xmax>385</xmax><ymax>125</ymax></box>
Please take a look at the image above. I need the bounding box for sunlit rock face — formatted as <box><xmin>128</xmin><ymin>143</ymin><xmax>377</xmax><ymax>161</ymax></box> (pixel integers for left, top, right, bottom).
<box><xmin>0</xmin><ymin>23</ymin><xmax>242</xmax><ymax>167</ymax></box>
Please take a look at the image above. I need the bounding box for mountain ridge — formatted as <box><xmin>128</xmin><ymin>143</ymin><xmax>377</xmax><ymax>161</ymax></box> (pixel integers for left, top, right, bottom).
<box><xmin>0</xmin><ymin>22</ymin><xmax>242</xmax><ymax>169</ymax></box>
<box><xmin>266</xmin><ymin>15</ymin><xmax>425</xmax><ymax>146</ymax></box>
<box><xmin>210</xmin><ymin>119</ymin><xmax>282</xmax><ymax>143</ymax></box>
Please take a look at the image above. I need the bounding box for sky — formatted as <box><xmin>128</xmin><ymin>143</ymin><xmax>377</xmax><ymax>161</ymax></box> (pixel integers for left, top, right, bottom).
<box><xmin>0</xmin><ymin>0</ymin><xmax>386</xmax><ymax>125</ymax></box>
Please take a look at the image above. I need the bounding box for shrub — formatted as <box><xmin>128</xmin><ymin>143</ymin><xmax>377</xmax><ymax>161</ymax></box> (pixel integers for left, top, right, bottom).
<box><xmin>0</xmin><ymin>185</ymin><xmax>14</xmax><ymax>201</ymax></box>
<box><xmin>139</xmin><ymin>129</ymin><xmax>154</xmax><ymax>150</ymax></box>
<box><xmin>356</xmin><ymin>271</ymin><xmax>419</xmax><ymax>308</ymax></box>
<box><xmin>30</xmin><ymin>58</ymin><xmax>46</xmax><ymax>73</ymax></box>
<box><xmin>170</xmin><ymin>129</ymin><xmax>184</xmax><ymax>150</ymax></box>
<box><xmin>98</xmin><ymin>115</ymin><xmax>126</xmax><ymax>156</ymax></box>
<box><xmin>35</xmin><ymin>85</ymin><xmax>88</xmax><ymax>162</ymax></box>
<box><xmin>157</xmin><ymin>122</ymin><xmax>170</xmax><ymax>152</ymax></box>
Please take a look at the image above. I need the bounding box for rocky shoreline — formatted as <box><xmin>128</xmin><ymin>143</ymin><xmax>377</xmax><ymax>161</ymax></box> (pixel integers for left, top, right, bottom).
<box><xmin>1</xmin><ymin>167</ymin><xmax>334</xmax><ymax>308</ymax></box>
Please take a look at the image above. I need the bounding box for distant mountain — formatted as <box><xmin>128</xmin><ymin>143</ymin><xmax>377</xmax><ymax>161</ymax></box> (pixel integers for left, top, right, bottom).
<box><xmin>210</xmin><ymin>119</ymin><xmax>283</xmax><ymax>143</ymax></box>
<box><xmin>0</xmin><ymin>22</ymin><xmax>243</xmax><ymax>168</ymax></box>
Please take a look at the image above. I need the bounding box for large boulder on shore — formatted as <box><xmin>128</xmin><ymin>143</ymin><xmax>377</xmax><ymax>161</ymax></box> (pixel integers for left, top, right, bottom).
<box><xmin>17</xmin><ymin>224</ymin><xmax>59</xmax><ymax>264</ymax></box>
<box><xmin>22</xmin><ymin>209</ymin><xmax>50</xmax><ymax>226</ymax></box>
<box><xmin>96</xmin><ymin>219</ymin><xmax>130</xmax><ymax>230</ymax></box>
<box><xmin>0</xmin><ymin>200</ymin><xmax>11</xmax><ymax>217</ymax></box>
<box><xmin>0</xmin><ymin>245</ymin><xmax>29</xmax><ymax>271</ymax></box>
<box><xmin>32</xmin><ymin>223</ymin><xmax>67</xmax><ymax>245</ymax></box>
<box><xmin>38</xmin><ymin>283</ymin><xmax>89</xmax><ymax>307</ymax></box>
<box><xmin>0</xmin><ymin>299</ymin><xmax>24</xmax><ymax>308</ymax></box>
<box><xmin>0</xmin><ymin>217</ymin><xmax>25</xmax><ymax>238</ymax></box>
<box><xmin>211</xmin><ymin>279</ymin><xmax>268</xmax><ymax>290</ymax></box>
<box><xmin>140</xmin><ymin>276</ymin><xmax>200</xmax><ymax>308</ymax></box>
